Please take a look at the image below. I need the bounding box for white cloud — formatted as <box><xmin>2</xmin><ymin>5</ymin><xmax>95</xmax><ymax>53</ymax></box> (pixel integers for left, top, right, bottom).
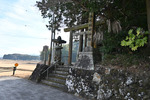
<box><xmin>0</xmin><ymin>0</ymin><xmax>51</xmax><ymax>57</ymax></box>
<box><xmin>0</xmin><ymin>0</ymin><xmax>70</xmax><ymax>57</ymax></box>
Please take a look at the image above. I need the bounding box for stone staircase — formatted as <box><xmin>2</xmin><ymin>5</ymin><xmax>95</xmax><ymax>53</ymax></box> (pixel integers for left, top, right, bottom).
<box><xmin>41</xmin><ymin>65</ymin><xmax>70</xmax><ymax>91</ymax></box>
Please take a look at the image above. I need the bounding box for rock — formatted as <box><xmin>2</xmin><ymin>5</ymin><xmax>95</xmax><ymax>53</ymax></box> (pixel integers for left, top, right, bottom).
<box><xmin>92</xmin><ymin>72</ymin><xmax>101</xmax><ymax>84</ymax></box>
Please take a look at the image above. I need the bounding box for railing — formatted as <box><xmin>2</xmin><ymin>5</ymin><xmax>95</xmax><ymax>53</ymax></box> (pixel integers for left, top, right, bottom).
<box><xmin>39</xmin><ymin>56</ymin><xmax>69</xmax><ymax>81</ymax></box>
<box><xmin>40</xmin><ymin>61</ymin><xmax>59</xmax><ymax>79</ymax></box>
<box><xmin>40</xmin><ymin>65</ymin><xmax>53</xmax><ymax>79</ymax></box>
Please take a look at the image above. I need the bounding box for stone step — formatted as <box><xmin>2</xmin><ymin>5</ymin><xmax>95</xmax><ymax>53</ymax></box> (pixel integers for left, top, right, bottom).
<box><xmin>40</xmin><ymin>65</ymin><xmax>70</xmax><ymax>91</ymax></box>
<box><xmin>53</xmin><ymin>71</ymin><xmax>68</xmax><ymax>75</ymax></box>
<box><xmin>56</xmin><ymin>65</ymin><xmax>70</xmax><ymax>68</ymax></box>
<box><xmin>49</xmin><ymin>74</ymin><xmax>67</xmax><ymax>79</ymax></box>
<box><xmin>41</xmin><ymin>80</ymin><xmax>67</xmax><ymax>91</ymax></box>
<box><xmin>47</xmin><ymin>77</ymin><xmax>66</xmax><ymax>85</ymax></box>
<box><xmin>59</xmin><ymin>65</ymin><xmax>69</xmax><ymax>68</ymax></box>
<box><xmin>55</xmin><ymin>67</ymin><xmax>69</xmax><ymax>72</ymax></box>
<box><xmin>47</xmin><ymin>75</ymin><xmax>66</xmax><ymax>81</ymax></box>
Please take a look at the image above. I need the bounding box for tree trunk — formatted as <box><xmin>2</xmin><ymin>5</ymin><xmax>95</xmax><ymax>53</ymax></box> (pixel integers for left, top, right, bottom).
<box><xmin>146</xmin><ymin>0</ymin><xmax>150</xmax><ymax>47</ymax></box>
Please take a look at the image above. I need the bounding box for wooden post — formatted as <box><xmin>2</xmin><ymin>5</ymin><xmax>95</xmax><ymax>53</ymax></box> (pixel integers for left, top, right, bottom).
<box><xmin>68</xmin><ymin>31</ymin><xmax>73</xmax><ymax>65</ymax></box>
<box><xmin>84</xmin><ymin>34</ymin><xmax>87</xmax><ymax>48</ymax></box>
<box><xmin>64</xmin><ymin>21</ymin><xmax>104</xmax><ymax>32</ymax></box>
<box><xmin>84</xmin><ymin>28</ymin><xmax>88</xmax><ymax>48</ymax></box>
<box><xmin>79</xmin><ymin>34</ymin><xmax>83</xmax><ymax>52</ymax></box>
<box><xmin>91</xmin><ymin>13</ymin><xmax>95</xmax><ymax>47</ymax></box>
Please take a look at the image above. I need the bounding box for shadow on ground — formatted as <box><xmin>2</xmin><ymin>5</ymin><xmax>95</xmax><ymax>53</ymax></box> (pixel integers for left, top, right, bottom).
<box><xmin>0</xmin><ymin>76</ymin><xmax>83</xmax><ymax>100</ymax></box>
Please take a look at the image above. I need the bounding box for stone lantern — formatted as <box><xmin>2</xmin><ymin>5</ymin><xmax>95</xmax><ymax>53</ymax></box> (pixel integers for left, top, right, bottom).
<box><xmin>52</xmin><ymin>36</ymin><xmax>66</xmax><ymax>65</ymax></box>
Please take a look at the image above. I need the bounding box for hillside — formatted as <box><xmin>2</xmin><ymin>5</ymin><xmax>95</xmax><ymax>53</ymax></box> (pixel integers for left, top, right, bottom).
<box><xmin>3</xmin><ymin>54</ymin><xmax>40</xmax><ymax>60</ymax></box>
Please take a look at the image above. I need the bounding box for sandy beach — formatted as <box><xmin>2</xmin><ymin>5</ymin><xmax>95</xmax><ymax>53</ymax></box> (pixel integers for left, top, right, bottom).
<box><xmin>0</xmin><ymin>59</ymin><xmax>39</xmax><ymax>79</ymax></box>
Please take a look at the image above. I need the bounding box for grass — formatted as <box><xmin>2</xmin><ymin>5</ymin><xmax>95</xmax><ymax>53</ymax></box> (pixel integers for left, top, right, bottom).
<box><xmin>101</xmin><ymin>53</ymin><xmax>150</xmax><ymax>68</ymax></box>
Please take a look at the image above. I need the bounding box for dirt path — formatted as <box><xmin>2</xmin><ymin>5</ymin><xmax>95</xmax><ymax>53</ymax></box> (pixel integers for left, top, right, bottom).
<box><xmin>0</xmin><ymin>59</ymin><xmax>38</xmax><ymax>79</ymax></box>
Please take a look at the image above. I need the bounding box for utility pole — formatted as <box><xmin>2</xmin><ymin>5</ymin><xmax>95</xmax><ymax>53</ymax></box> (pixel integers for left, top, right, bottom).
<box><xmin>48</xmin><ymin>12</ymin><xmax>55</xmax><ymax>66</ymax></box>
<box><xmin>48</xmin><ymin>30</ymin><xmax>53</xmax><ymax>66</ymax></box>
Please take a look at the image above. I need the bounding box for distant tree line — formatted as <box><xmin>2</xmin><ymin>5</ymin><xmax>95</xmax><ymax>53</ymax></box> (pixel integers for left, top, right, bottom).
<box><xmin>40</xmin><ymin>49</ymin><xmax>49</xmax><ymax>61</ymax></box>
<box><xmin>3</xmin><ymin>54</ymin><xmax>40</xmax><ymax>60</ymax></box>
<box><xmin>61</xmin><ymin>42</ymin><xmax>79</xmax><ymax>64</ymax></box>
<box><xmin>40</xmin><ymin>42</ymin><xmax>79</xmax><ymax>64</ymax></box>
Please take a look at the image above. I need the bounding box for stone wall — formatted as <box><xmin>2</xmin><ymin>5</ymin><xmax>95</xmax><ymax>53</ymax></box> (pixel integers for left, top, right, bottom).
<box><xmin>65</xmin><ymin>65</ymin><xmax>150</xmax><ymax>100</ymax></box>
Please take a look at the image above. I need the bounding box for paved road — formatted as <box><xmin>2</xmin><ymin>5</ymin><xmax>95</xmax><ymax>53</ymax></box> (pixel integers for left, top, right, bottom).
<box><xmin>0</xmin><ymin>76</ymin><xmax>83</xmax><ymax>100</ymax></box>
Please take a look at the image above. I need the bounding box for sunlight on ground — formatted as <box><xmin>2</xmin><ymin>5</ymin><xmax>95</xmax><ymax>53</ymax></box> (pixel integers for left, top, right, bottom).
<box><xmin>0</xmin><ymin>59</ymin><xmax>39</xmax><ymax>79</ymax></box>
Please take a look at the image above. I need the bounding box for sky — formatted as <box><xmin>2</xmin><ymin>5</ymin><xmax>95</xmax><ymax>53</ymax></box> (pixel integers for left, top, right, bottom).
<box><xmin>0</xmin><ymin>0</ymin><xmax>69</xmax><ymax>57</ymax></box>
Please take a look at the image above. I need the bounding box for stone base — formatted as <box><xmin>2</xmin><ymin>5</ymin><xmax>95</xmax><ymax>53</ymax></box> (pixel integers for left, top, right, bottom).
<box><xmin>74</xmin><ymin>51</ymin><xmax>94</xmax><ymax>70</ymax></box>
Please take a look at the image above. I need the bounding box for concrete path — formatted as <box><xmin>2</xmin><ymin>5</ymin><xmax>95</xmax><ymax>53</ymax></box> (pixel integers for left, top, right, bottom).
<box><xmin>0</xmin><ymin>76</ymin><xmax>83</xmax><ymax>100</ymax></box>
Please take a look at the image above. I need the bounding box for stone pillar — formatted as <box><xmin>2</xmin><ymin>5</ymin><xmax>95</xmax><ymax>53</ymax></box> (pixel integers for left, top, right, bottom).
<box><xmin>88</xmin><ymin>12</ymin><xmax>94</xmax><ymax>47</ymax></box>
<box><xmin>43</xmin><ymin>46</ymin><xmax>49</xmax><ymax>65</ymax></box>
<box><xmin>54</xmin><ymin>45</ymin><xmax>63</xmax><ymax>65</ymax></box>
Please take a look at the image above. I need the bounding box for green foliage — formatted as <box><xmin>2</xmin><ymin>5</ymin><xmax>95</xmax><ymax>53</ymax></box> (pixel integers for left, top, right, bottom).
<box><xmin>102</xmin><ymin>53</ymin><xmax>150</xmax><ymax>67</ymax></box>
<box><xmin>61</xmin><ymin>42</ymin><xmax>79</xmax><ymax>64</ymax></box>
<box><xmin>36</xmin><ymin>0</ymin><xmax>147</xmax><ymax>32</ymax></box>
<box><xmin>36</xmin><ymin>0</ymin><xmax>88</xmax><ymax>31</ymax></box>
<box><xmin>121</xmin><ymin>28</ymin><xmax>149</xmax><ymax>51</ymax></box>
<box><xmin>100</xmin><ymin>31</ymin><xmax>127</xmax><ymax>55</ymax></box>
<box><xmin>40</xmin><ymin>50</ymin><xmax>49</xmax><ymax>61</ymax></box>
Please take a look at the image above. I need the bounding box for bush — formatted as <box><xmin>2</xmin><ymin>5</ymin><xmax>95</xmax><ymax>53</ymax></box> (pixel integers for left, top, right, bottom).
<box><xmin>121</xmin><ymin>28</ymin><xmax>149</xmax><ymax>51</ymax></box>
<box><xmin>100</xmin><ymin>31</ymin><xmax>127</xmax><ymax>55</ymax></box>
<box><xmin>102</xmin><ymin>53</ymin><xmax>150</xmax><ymax>67</ymax></box>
